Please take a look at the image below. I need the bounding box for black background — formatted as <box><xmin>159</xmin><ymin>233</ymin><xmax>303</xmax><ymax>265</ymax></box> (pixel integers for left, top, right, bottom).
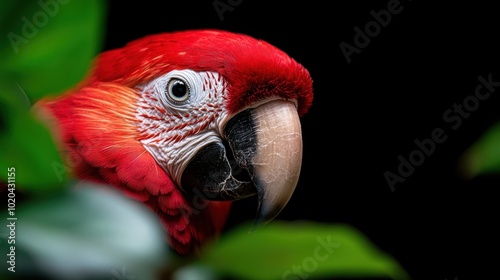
<box><xmin>104</xmin><ymin>1</ymin><xmax>499</xmax><ymax>279</ymax></box>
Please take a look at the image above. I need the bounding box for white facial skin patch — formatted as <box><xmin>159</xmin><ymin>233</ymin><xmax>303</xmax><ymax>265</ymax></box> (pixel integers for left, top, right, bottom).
<box><xmin>136</xmin><ymin>70</ymin><xmax>231</xmax><ymax>186</ymax></box>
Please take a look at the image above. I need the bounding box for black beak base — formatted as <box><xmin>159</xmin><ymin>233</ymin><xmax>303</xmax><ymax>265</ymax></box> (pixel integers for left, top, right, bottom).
<box><xmin>180</xmin><ymin>100</ymin><xmax>303</xmax><ymax>224</ymax></box>
<box><xmin>180</xmin><ymin>140</ymin><xmax>256</xmax><ymax>201</ymax></box>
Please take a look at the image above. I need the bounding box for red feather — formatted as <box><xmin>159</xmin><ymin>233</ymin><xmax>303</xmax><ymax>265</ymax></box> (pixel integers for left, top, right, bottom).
<box><xmin>92</xmin><ymin>29</ymin><xmax>313</xmax><ymax>116</ymax></box>
<box><xmin>35</xmin><ymin>29</ymin><xmax>313</xmax><ymax>254</ymax></box>
<box><xmin>37</xmin><ymin>82</ymin><xmax>231</xmax><ymax>254</ymax></box>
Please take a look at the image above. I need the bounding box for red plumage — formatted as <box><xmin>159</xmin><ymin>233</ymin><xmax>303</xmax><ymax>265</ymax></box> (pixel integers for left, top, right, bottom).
<box><xmin>92</xmin><ymin>29</ymin><xmax>312</xmax><ymax>115</ymax></box>
<box><xmin>35</xmin><ymin>29</ymin><xmax>313</xmax><ymax>254</ymax></box>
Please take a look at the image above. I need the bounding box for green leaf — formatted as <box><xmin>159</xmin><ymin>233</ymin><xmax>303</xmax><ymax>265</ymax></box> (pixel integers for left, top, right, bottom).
<box><xmin>199</xmin><ymin>221</ymin><xmax>410</xmax><ymax>280</ymax></box>
<box><xmin>173</xmin><ymin>264</ymin><xmax>218</xmax><ymax>280</ymax></box>
<box><xmin>0</xmin><ymin>1</ymin><xmax>105</xmax><ymax>190</ymax></box>
<box><xmin>459</xmin><ymin>121</ymin><xmax>500</xmax><ymax>178</ymax></box>
<box><xmin>0</xmin><ymin>181</ymin><xmax>169</xmax><ymax>280</ymax></box>
<box><xmin>0</xmin><ymin>79</ymin><xmax>67</xmax><ymax>189</ymax></box>
<box><xmin>0</xmin><ymin>0</ymin><xmax>105</xmax><ymax>103</ymax></box>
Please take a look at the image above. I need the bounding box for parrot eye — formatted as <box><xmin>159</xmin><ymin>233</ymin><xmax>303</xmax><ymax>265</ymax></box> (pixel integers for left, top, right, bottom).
<box><xmin>166</xmin><ymin>78</ymin><xmax>190</xmax><ymax>103</ymax></box>
<box><xmin>152</xmin><ymin>70</ymin><xmax>206</xmax><ymax>111</ymax></box>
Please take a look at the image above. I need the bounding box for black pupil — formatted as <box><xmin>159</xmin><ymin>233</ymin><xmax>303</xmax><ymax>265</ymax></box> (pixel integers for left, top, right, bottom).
<box><xmin>171</xmin><ymin>81</ymin><xmax>187</xmax><ymax>98</ymax></box>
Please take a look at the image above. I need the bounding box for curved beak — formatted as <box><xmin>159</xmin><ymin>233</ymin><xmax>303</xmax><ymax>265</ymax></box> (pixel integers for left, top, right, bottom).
<box><xmin>181</xmin><ymin>100</ymin><xmax>303</xmax><ymax>223</ymax></box>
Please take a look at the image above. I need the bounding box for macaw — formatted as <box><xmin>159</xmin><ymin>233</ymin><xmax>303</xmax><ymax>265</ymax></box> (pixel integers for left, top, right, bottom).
<box><xmin>35</xmin><ymin>29</ymin><xmax>313</xmax><ymax>254</ymax></box>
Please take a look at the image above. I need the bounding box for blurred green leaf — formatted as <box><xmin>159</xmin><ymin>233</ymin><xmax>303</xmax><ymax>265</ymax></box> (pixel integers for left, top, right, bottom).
<box><xmin>0</xmin><ymin>79</ymin><xmax>67</xmax><ymax>189</ymax></box>
<box><xmin>0</xmin><ymin>181</ymin><xmax>169</xmax><ymax>280</ymax></box>
<box><xmin>0</xmin><ymin>0</ymin><xmax>105</xmax><ymax>103</ymax></box>
<box><xmin>199</xmin><ymin>221</ymin><xmax>410</xmax><ymax>280</ymax></box>
<box><xmin>0</xmin><ymin>1</ymin><xmax>105</xmax><ymax>190</ymax></box>
<box><xmin>459</xmin><ymin>121</ymin><xmax>500</xmax><ymax>178</ymax></box>
<box><xmin>173</xmin><ymin>264</ymin><xmax>218</xmax><ymax>280</ymax></box>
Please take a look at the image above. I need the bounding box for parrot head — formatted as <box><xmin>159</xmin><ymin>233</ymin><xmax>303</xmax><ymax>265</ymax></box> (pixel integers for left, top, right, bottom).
<box><xmin>36</xmin><ymin>29</ymin><xmax>313</xmax><ymax>254</ymax></box>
